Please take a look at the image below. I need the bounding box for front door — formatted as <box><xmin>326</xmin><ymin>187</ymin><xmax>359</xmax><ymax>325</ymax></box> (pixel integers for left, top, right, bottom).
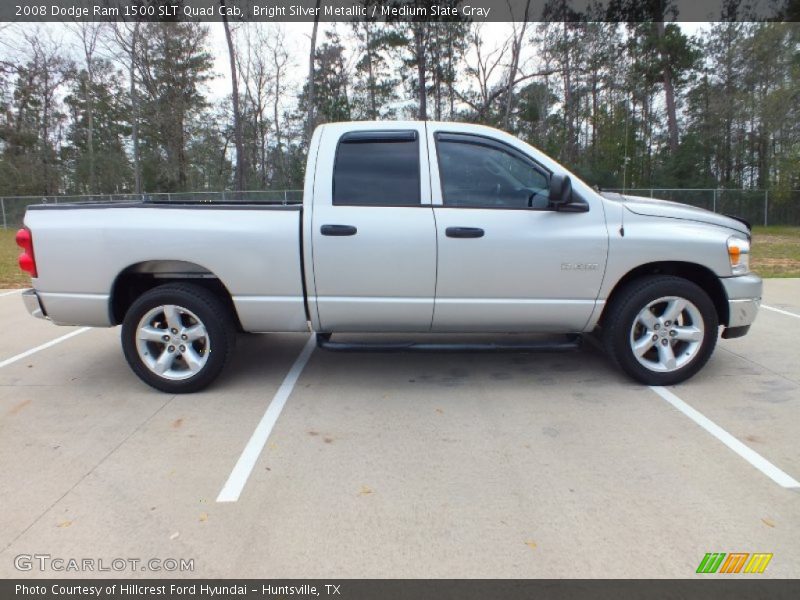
<box><xmin>429</xmin><ymin>130</ymin><xmax>608</xmax><ymax>332</ymax></box>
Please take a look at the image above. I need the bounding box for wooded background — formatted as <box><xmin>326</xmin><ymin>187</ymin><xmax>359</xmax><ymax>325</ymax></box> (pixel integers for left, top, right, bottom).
<box><xmin>0</xmin><ymin>6</ymin><xmax>798</xmax><ymax>206</ymax></box>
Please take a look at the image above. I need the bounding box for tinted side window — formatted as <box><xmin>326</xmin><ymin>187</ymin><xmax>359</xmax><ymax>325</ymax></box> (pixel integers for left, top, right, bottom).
<box><xmin>436</xmin><ymin>137</ymin><xmax>549</xmax><ymax>209</ymax></box>
<box><xmin>333</xmin><ymin>134</ymin><xmax>420</xmax><ymax>206</ymax></box>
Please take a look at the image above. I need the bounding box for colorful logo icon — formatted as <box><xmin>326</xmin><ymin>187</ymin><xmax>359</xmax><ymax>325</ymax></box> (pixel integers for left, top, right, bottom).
<box><xmin>696</xmin><ymin>552</ymin><xmax>773</xmax><ymax>574</ymax></box>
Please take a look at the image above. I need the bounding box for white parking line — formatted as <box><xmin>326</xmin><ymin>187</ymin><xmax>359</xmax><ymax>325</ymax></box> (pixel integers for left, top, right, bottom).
<box><xmin>0</xmin><ymin>290</ymin><xmax>23</xmax><ymax>298</ymax></box>
<box><xmin>217</xmin><ymin>335</ymin><xmax>316</xmax><ymax>503</ymax></box>
<box><xmin>0</xmin><ymin>327</ymin><xmax>91</xmax><ymax>369</ymax></box>
<box><xmin>762</xmin><ymin>304</ymin><xmax>800</xmax><ymax>320</ymax></box>
<box><xmin>650</xmin><ymin>386</ymin><xmax>800</xmax><ymax>489</ymax></box>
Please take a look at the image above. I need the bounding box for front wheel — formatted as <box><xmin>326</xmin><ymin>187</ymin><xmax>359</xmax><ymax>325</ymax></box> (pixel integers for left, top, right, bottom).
<box><xmin>602</xmin><ymin>276</ymin><xmax>719</xmax><ymax>385</ymax></box>
<box><xmin>121</xmin><ymin>283</ymin><xmax>235</xmax><ymax>393</ymax></box>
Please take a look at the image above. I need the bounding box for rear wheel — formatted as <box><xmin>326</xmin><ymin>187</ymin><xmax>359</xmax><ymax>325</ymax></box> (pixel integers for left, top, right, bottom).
<box><xmin>602</xmin><ymin>276</ymin><xmax>718</xmax><ymax>385</ymax></box>
<box><xmin>121</xmin><ymin>283</ymin><xmax>235</xmax><ymax>393</ymax></box>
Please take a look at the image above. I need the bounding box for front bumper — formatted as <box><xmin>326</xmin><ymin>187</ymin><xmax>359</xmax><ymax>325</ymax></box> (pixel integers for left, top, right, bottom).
<box><xmin>22</xmin><ymin>288</ymin><xmax>47</xmax><ymax>320</ymax></box>
<box><xmin>721</xmin><ymin>273</ymin><xmax>762</xmax><ymax>332</ymax></box>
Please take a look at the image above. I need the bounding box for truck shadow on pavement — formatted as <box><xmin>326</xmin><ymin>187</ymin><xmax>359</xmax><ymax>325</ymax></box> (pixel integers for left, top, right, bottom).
<box><xmin>219</xmin><ymin>332</ymin><xmax>639</xmax><ymax>397</ymax></box>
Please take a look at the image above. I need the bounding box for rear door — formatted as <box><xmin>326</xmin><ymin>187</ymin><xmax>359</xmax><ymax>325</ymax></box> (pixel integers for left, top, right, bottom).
<box><xmin>309</xmin><ymin>123</ymin><xmax>437</xmax><ymax>332</ymax></box>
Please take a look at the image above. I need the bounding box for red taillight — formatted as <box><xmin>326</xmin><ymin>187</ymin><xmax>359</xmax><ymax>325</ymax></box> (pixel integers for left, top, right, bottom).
<box><xmin>16</xmin><ymin>228</ymin><xmax>37</xmax><ymax>277</ymax></box>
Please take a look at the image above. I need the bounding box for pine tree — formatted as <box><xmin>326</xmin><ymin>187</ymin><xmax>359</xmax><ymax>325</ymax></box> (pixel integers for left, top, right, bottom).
<box><xmin>135</xmin><ymin>22</ymin><xmax>214</xmax><ymax>192</ymax></box>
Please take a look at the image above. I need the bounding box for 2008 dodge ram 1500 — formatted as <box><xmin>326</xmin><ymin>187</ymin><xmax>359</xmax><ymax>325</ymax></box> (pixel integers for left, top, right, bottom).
<box><xmin>17</xmin><ymin>121</ymin><xmax>762</xmax><ymax>392</ymax></box>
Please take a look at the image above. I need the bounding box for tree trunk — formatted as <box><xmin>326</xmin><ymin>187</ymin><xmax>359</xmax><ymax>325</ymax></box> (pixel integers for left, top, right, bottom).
<box><xmin>178</xmin><ymin>114</ymin><xmax>187</xmax><ymax>191</ymax></box>
<box><xmin>273</xmin><ymin>62</ymin><xmax>285</xmax><ymax>187</ymax></box>
<box><xmin>130</xmin><ymin>23</ymin><xmax>142</xmax><ymax>194</ymax></box>
<box><xmin>503</xmin><ymin>0</ymin><xmax>531</xmax><ymax>130</ymax></box>
<box><xmin>592</xmin><ymin>71</ymin><xmax>598</xmax><ymax>162</ymax></box>
<box><xmin>42</xmin><ymin>67</ymin><xmax>51</xmax><ymax>195</ymax></box>
<box><xmin>86</xmin><ymin>79</ymin><xmax>96</xmax><ymax>193</ymax></box>
<box><xmin>656</xmin><ymin>21</ymin><xmax>680</xmax><ymax>154</ymax></box>
<box><xmin>79</xmin><ymin>23</ymin><xmax>98</xmax><ymax>194</ymax></box>
<box><xmin>562</xmin><ymin>21</ymin><xmax>573</xmax><ymax>163</ymax></box>
<box><xmin>221</xmin><ymin>1</ymin><xmax>246</xmax><ymax>192</ymax></box>
<box><xmin>414</xmin><ymin>23</ymin><xmax>427</xmax><ymax>120</ymax></box>
<box><xmin>364</xmin><ymin>24</ymin><xmax>377</xmax><ymax>119</ymax></box>
<box><xmin>259</xmin><ymin>115</ymin><xmax>267</xmax><ymax>187</ymax></box>
<box><xmin>448</xmin><ymin>32</ymin><xmax>455</xmax><ymax>118</ymax></box>
<box><xmin>432</xmin><ymin>25</ymin><xmax>441</xmax><ymax>121</ymax></box>
<box><xmin>307</xmin><ymin>0</ymin><xmax>322</xmax><ymax>140</ymax></box>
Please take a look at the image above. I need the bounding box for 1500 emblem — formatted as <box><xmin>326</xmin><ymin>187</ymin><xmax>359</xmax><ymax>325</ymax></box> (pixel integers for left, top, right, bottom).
<box><xmin>561</xmin><ymin>263</ymin><xmax>599</xmax><ymax>271</ymax></box>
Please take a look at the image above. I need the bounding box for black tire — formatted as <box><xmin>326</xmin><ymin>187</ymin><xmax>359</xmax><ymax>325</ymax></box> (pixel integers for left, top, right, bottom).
<box><xmin>602</xmin><ymin>275</ymin><xmax>718</xmax><ymax>385</ymax></box>
<box><xmin>121</xmin><ymin>283</ymin><xmax>236</xmax><ymax>393</ymax></box>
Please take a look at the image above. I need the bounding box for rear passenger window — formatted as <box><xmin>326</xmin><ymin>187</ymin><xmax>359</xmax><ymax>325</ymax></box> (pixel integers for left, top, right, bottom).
<box><xmin>333</xmin><ymin>132</ymin><xmax>420</xmax><ymax>206</ymax></box>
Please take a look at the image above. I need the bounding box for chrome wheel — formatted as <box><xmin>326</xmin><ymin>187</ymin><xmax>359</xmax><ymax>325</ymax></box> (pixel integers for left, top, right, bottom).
<box><xmin>135</xmin><ymin>304</ymin><xmax>209</xmax><ymax>381</ymax></box>
<box><xmin>629</xmin><ymin>296</ymin><xmax>704</xmax><ymax>373</ymax></box>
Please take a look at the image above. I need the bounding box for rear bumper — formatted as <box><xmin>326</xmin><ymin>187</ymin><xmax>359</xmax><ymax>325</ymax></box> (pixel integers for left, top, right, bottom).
<box><xmin>721</xmin><ymin>273</ymin><xmax>762</xmax><ymax>331</ymax></box>
<box><xmin>22</xmin><ymin>288</ymin><xmax>47</xmax><ymax>320</ymax></box>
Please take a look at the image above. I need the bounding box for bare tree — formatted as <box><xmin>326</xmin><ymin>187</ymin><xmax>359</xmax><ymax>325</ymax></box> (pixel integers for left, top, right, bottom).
<box><xmin>461</xmin><ymin>23</ymin><xmax>560</xmax><ymax>123</ymax></box>
<box><xmin>266</xmin><ymin>28</ymin><xmax>290</xmax><ymax>187</ymax></box>
<box><xmin>459</xmin><ymin>25</ymin><xmax>509</xmax><ymax>119</ymax></box>
<box><xmin>502</xmin><ymin>0</ymin><xmax>531</xmax><ymax>129</ymax></box>
<box><xmin>111</xmin><ymin>22</ymin><xmax>142</xmax><ymax>193</ymax></box>
<box><xmin>238</xmin><ymin>24</ymin><xmax>292</xmax><ymax>188</ymax></box>
<box><xmin>18</xmin><ymin>30</ymin><xmax>74</xmax><ymax>194</ymax></box>
<box><xmin>238</xmin><ymin>25</ymin><xmax>270</xmax><ymax>187</ymax></box>
<box><xmin>69</xmin><ymin>22</ymin><xmax>104</xmax><ymax>193</ymax></box>
<box><xmin>352</xmin><ymin>20</ymin><xmax>380</xmax><ymax>119</ymax></box>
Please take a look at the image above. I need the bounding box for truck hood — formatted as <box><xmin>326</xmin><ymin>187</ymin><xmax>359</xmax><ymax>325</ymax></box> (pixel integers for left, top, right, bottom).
<box><xmin>600</xmin><ymin>192</ymin><xmax>750</xmax><ymax>236</ymax></box>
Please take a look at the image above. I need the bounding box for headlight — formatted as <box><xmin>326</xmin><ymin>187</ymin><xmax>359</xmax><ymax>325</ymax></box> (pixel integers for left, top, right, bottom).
<box><xmin>727</xmin><ymin>236</ymin><xmax>750</xmax><ymax>275</ymax></box>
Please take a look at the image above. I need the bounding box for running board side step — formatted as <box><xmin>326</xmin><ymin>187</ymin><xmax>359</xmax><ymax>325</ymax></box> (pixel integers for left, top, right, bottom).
<box><xmin>316</xmin><ymin>333</ymin><xmax>582</xmax><ymax>353</ymax></box>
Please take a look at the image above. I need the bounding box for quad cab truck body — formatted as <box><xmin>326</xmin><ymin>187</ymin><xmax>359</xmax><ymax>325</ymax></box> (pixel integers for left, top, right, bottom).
<box><xmin>17</xmin><ymin>122</ymin><xmax>762</xmax><ymax>392</ymax></box>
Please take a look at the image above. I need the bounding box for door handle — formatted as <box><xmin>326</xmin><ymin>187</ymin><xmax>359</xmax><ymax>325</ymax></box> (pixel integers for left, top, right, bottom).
<box><xmin>320</xmin><ymin>224</ymin><xmax>357</xmax><ymax>236</ymax></box>
<box><xmin>445</xmin><ymin>227</ymin><xmax>484</xmax><ymax>238</ymax></box>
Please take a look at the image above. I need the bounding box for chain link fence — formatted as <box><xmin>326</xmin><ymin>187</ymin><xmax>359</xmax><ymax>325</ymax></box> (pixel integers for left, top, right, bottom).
<box><xmin>0</xmin><ymin>190</ymin><xmax>304</xmax><ymax>229</ymax></box>
<box><xmin>606</xmin><ymin>188</ymin><xmax>800</xmax><ymax>227</ymax></box>
<box><xmin>2</xmin><ymin>188</ymin><xmax>799</xmax><ymax>229</ymax></box>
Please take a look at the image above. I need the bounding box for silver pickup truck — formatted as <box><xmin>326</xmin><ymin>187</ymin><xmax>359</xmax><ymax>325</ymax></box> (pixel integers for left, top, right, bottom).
<box><xmin>17</xmin><ymin>121</ymin><xmax>762</xmax><ymax>392</ymax></box>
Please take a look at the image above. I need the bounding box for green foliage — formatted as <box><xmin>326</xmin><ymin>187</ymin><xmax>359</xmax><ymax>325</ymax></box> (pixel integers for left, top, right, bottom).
<box><xmin>63</xmin><ymin>60</ymin><xmax>132</xmax><ymax>194</ymax></box>
<box><xmin>350</xmin><ymin>21</ymin><xmax>404</xmax><ymax>119</ymax></box>
<box><xmin>0</xmin><ymin>39</ymin><xmax>73</xmax><ymax>195</ymax></box>
<box><xmin>682</xmin><ymin>22</ymin><xmax>799</xmax><ymax>193</ymax></box>
<box><xmin>297</xmin><ymin>30</ymin><xmax>352</xmax><ymax>127</ymax></box>
<box><xmin>136</xmin><ymin>22</ymin><xmax>214</xmax><ymax>192</ymax></box>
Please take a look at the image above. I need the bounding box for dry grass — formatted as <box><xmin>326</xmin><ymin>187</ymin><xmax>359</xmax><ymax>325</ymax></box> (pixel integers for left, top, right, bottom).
<box><xmin>0</xmin><ymin>229</ymin><xmax>29</xmax><ymax>288</ymax></box>
<box><xmin>751</xmin><ymin>226</ymin><xmax>800</xmax><ymax>278</ymax></box>
<box><xmin>1</xmin><ymin>224</ymin><xmax>798</xmax><ymax>289</ymax></box>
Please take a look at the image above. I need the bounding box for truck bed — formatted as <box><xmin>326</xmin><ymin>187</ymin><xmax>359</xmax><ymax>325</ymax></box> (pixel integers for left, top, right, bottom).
<box><xmin>24</xmin><ymin>202</ymin><xmax>308</xmax><ymax>332</ymax></box>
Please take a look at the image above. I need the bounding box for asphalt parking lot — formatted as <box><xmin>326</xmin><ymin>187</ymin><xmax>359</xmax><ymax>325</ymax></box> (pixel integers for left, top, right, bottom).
<box><xmin>0</xmin><ymin>281</ymin><xmax>798</xmax><ymax>579</ymax></box>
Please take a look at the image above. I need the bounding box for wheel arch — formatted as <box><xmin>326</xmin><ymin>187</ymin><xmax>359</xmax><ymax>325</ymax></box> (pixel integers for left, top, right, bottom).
<box><xmin>109</xmin><ymin>260</ymin><xmax>242</xmax><ymax>329</ymax></box>
<box><xmin>600</xmin><ymin>261</ymin><xmax>729</xmax><ymax>327</ymax></box>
